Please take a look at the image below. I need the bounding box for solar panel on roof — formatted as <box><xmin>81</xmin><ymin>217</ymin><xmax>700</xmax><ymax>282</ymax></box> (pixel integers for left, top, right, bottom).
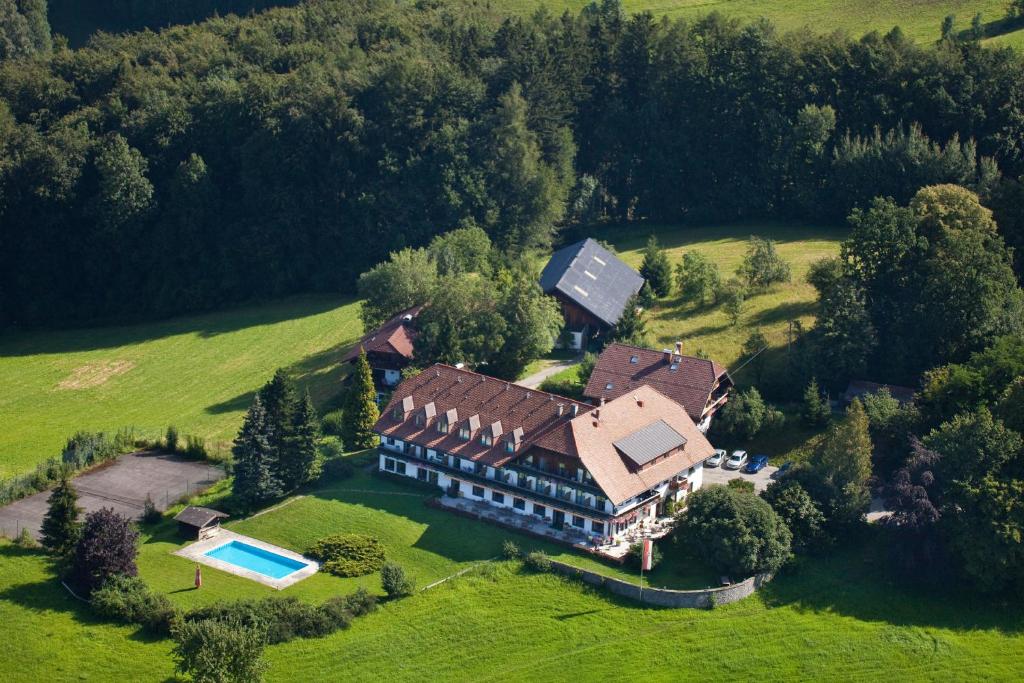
<box><xmin>613</xmin><ymin>420</ymin><xmax>687</xmax><ymax>468</ymax></box>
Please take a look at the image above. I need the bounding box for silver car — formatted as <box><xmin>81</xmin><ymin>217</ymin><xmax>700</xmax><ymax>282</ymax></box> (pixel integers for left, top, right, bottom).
<box><xmin>706</xmin><ymin>449</ymin><xmax>727</xmax><ymax>467</ymax></box>
<box><xmin>725</xmin><ymin>450</ymin><xmax>748</xmax><ymax>470</ymax></box>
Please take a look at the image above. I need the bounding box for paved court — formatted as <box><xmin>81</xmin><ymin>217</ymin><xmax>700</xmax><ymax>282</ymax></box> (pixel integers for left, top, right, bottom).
<box><xmin>702</xmin><ymin>460</ymin><xmax>778</xmax><ymax>492</ymax></box>
<box><xmin>0</xmin><ymin>451</ymin><xmax>223</xmax><ymax>539</ymax></box>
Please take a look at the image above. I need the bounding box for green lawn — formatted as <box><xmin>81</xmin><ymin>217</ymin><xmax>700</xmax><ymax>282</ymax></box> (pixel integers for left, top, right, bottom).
<box><xmin>495</xmin><ymin>0</ymin><xmax>1024</xmax><ymax>47</ymax></box>
<box><xmin>0</xmin><ymin>295</ymin><xmax>362</xmax><ymax>478</ymax></box>
<box><xmin>598</xmin><ymin>221</ymin><xmax>845</xmax><ymax>386</ymax></box>
<box><xmin>3</xmin><ymin>461</ymin><xmax>1023</xmax><ymax>681</ymax></box>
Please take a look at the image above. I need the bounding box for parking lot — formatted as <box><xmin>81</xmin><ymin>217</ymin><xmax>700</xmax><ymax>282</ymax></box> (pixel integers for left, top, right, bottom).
<box><xmin>702</xmin><ymin>458</ymin><xmax>778</xmax><ymax>493</ymax></box>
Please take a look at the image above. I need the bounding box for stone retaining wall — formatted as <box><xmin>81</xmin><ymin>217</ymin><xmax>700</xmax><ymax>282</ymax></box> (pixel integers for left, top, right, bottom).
<box><xmin>548</xmin><ymin>559</ymin><xmax>772</xmax><ymax>608</ymax></box>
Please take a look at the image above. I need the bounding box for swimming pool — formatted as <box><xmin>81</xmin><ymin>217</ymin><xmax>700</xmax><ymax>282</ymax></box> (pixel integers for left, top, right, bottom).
<box><xmin>204</xmin><ymin>540</ymin><xmax>309</xmax><ymax>579</ymax></box>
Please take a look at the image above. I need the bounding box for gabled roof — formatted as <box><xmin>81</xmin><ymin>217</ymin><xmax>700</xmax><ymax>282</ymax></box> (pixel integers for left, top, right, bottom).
<box><xmin>342</xmin><ymin>305</ymin><xmax>422</xmax><ymax>363</ymax></box>
<box><xmin>373</xmin><ymin>364</ymin><xmax>592</xmax><ymax>466</ymax></box>
<box><xmin>173</xmin><ymin>506</ymin><xmax>228</xmax><ymax>528</ymax></box>
<box><xmin>584</xmin><ymin>343</ymin><xmax>731</xmax><ymax>421</ymax></box>
<box><xmin>570</xmin><ymin>385</ymin><xmax>714</xmax><ymax>505</ymax></box>
<box><xmin>539</xmin><ymin>239</ymin><xmax>644</xmax><ymax>328</ymax></box>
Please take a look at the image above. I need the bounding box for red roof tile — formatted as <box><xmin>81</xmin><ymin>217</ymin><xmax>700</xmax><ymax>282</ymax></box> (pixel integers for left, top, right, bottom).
<box><xmin>343</xmin><ymin>305</ymin><xmax>422</xmax><ymax>363</ymax></box>
<box><xmin>583</xmin><ymin>343</ymin><xmax>731</xmax><ymax>421</ymax></box>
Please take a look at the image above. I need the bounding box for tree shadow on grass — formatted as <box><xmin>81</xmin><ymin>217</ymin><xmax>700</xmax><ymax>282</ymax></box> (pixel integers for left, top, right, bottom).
<box><xmin>759</xmin><ymin>533</ymin><xmax>1024</xmax><ymax>635</ymax></box>
<box><xmin>0</xmin><ymin>295</ymin><xmax>352</xmax><ymax>357</ymax></box>
<box><xmin>746</xmin><ymin>299</ymin><xmax>817</xmax><ymax>327</ymax></box>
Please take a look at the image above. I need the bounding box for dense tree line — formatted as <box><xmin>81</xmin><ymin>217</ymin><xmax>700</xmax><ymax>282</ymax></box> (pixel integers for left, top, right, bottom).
<box><xmin>2</xmin><ymin>0</ymin><xmax>1024</xmax><ymax>329</ymax></box>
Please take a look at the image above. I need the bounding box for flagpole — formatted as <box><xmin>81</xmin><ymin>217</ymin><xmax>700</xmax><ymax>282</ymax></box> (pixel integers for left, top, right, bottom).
<box><xmin>639</xmin><ymin>560</ymin><xmax>644</xmax><ymax>604</ymax></box>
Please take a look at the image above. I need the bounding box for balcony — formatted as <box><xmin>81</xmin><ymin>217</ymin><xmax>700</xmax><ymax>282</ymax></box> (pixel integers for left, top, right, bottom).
<box><xmin>383</xmin><ymin>447</ymin><xmax>610</xmax><ymax>518</ymax></box>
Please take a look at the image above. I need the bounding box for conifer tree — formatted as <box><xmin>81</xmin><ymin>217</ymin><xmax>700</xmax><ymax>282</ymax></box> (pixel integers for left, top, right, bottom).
<box><xmin>342</xmin><ymin>350</ymin><xmax>380</xmax><ymax>451</ymax></box>
<box><xmin>639</xmin><ymin>235</ymin><xmax>673</xmax><ymax>297</ymax></box>
<box><xmin>607</xmin><ymin>294</ymin><xmax>649</xmax><ymax>347</ymax></box>
<box><xmin>280</xmin><ymin>390</ymin><xmax>322</xmax><ymax>489</ymax></box>
<box><xmin>258</xmin><ymin>369</ymin><xmax>296</xmax><ymax>487</ymax></box>
<box><xmin>801</xmin><ymin>378</ymin><xmax>831</xmax><ymax>427</ymax></box>
<box><xmin>232</xmin><ymin>395</ymin><xmax>281</xmax><ymax>509</ymax></box>
<box><xmin>40</xmin><ymin>476</ymin><xmax>81</xmax><ymax>556</ymax></box>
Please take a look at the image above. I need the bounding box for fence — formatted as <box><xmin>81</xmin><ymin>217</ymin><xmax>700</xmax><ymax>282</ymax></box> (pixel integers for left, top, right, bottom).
<box><xmin>547</xmin><ymin>559</ymin><xmax>772</xmax><ymax>608</ymax></box>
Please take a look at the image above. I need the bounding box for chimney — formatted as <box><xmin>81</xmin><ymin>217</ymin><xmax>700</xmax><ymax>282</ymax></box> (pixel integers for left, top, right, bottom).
<box><xmin>557</xmin><ymin>403</ymin><xmax>565</xmax><ymax>417</ymax></box>
<box><xmin>663</xmin><ymin>349</ymin><xmax>672</xmax><ymax>364</ymax></box>
<box><xmin>675</xmin><ymin>340</ymin><xmax>683</xmax><ymax>356</ymax></box>
<box><xmin>635</xmin><ymin>394</ymin><xmax>644</xmax><ymax>408</ymax></box>
<box><xmin>599</xmin><ymin>396</ymin><xmax>606</xmax><ymax>407</ymax></box>
<box><xmin>571</xmin><ymin>404</ymin><xmax>579</xmax><ymax>417</ymax></box>
<box><xmin>594</xmin><ymin>408</ymin><xmax>600</xmax><ymax>420</ymax></box>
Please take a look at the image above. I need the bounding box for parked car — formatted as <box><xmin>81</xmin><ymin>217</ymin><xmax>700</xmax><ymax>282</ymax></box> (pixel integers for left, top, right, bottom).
<box><xmin>771</xmin><ymin>461</ymin><xmax>793</xmax><ymax>479</ymax></box>
<box><xmin>744</xmin><ymin>454</ymin><xmax>769</xmax><ymax>474</ymax></box>
<box><xmin>706</xmin><ymin>449</ymin><xmax>727</xmax><ymax>467</ymax></box>
<box><xmin>724</xmin><ymin>450</ymin><xmax>748</xmax><ymax>470</ymax></box>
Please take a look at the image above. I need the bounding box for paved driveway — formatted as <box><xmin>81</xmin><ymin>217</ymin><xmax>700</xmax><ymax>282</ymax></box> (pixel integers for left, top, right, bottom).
<box><xmin>703</xmin><ymin>461</ymin><xmax>778</xmax><ymax>493</ymax></box>
<box><xmin>0</xmin><ymin>451</ymin><xmax>223</xmax><ymax>539</ymax></box>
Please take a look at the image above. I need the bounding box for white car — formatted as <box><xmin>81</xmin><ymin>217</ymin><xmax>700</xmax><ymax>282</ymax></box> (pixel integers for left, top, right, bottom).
<box><xmin>706</xmin><ymin>449</ymin><xmax>727</xmax><ymax>467</ymax></box>
<box><xmin>724</xmin><ymin>450</ymin><xmax>748</xmax><ymax>470</ymax></box>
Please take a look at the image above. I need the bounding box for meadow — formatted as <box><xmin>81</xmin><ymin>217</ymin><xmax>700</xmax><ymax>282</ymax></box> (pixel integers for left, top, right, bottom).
<box><xmin>497</xmin><ymin>0</ymin><xmax>1024</xmax><ymax>48</ymax></box>
<box><xmin>2</xmin><ymin>456</ymin><xmax>1022</xmax><ymax>681</ymax></box>
<box><xmin>0</xmin><ymin>296</ymin><xmax>362</xmax><ymax>478</ymax></box>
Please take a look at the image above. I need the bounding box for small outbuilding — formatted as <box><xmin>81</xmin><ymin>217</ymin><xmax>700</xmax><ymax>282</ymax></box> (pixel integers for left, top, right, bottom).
<box><xmin>174</xmin><ymin>506</ymin><xmax>229</xmax><ymax>540</ymax></box>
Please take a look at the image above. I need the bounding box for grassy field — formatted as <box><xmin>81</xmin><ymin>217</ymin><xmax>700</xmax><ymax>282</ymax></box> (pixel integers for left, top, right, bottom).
<box><xmin>2</xmin><ymin>455</ymin><xmax>1022</xmax><ymax>681</ymax></box>
<box><xmin>600</xmin><ymin>221</ymin><xmax>845</xmax><ymax>385</ymax></box>
<box><xmin>0</xmin><ymin>296</ymin><xmax>362</xmax><ymax>478</ymax></box>
<box><xmin>496</xmin><ymin>0</ymin><xmax>1024</xmax><ymax>47</ymax></box>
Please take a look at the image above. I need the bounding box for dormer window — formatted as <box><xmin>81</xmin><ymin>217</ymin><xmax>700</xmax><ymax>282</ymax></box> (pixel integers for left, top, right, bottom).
<box><xmin>392</xmin><ymin>406</ymin><xmax>403</xmax><ymax>420</ymax></box>
<box><xmin>630</xmin><ymin>355</ymin><xmax>639</xmax><ymax>364</ymax></box>
<box><xmin>480</xmin><ymin>433</ymin><xmax>492</xmax><ymax>447</ymax></box>
<box><xmin>436</xmin><ymin>419</ymin><xmax>448</xmax><ymax>434</ymax></box>
<box><xmin>504</xmin><ymin>440</ymin><xmax>515</xmax><ymax>454</ymax></box>
<box><xmin>459</xmin><ymin>426</ymin><xmax>471</xmax><ymax>440</ymax></box>
<box><xmin>605</xmin><ymin>382</ymin><xmax>613</xmax><ymax>390</ymax></box>
<box><xmin>415</xmin><ymin>414</ymin><xmax>425</xmax><ymax>427</ymax></box>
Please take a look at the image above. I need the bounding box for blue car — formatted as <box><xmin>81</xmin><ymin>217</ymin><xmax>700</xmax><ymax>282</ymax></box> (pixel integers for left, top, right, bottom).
<box><xmin>772</xmin><ymin>461</ymin><xmax>793</xmax><ymax>479</ymax></box>
<box><xmin>744</xmin><ymin>454</ymin><xmax>769</xmax><ymax>474</ymax></box>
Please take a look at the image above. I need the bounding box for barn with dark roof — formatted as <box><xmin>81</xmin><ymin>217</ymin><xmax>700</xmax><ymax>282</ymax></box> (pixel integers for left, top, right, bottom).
<box><xmin>539</xmin><ymin>239</ymin><xmax>644</xmax><ymax>348</ymax></box>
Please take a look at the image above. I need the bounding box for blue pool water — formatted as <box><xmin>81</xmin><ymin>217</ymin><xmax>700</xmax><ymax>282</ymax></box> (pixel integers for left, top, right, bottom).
<box><xmin>205</xmin><ymin>541</ymin><xmax>308</xmax><ymax>579</ymax></box>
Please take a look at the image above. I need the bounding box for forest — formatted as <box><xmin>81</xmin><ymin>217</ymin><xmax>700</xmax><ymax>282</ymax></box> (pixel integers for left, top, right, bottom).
<box><xmin>1</xmin><ymin>0</ymin><xmax>1023</xmax><ymax>330</ymax></box>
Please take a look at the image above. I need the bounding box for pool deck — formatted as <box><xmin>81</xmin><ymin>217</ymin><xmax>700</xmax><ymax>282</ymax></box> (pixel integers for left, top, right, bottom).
<box><xmin>174</xmin><ymin>529</ymin><xmax>319</xmax><ymax>590</ymax></box>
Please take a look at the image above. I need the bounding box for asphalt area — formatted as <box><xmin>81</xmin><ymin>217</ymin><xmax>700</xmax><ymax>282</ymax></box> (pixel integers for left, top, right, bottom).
<box><xmin>702</xmin><ymin>460</ymin><xmax>778</xmax><ymax>493</ymax></box>
<box><xmin>0</xmin><ymin>451</ymin><xmax>223</xmax><ymax>539</ymax></box>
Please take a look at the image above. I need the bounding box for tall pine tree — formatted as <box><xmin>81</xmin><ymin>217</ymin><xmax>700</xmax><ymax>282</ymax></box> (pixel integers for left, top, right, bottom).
<box><xmin>40</xmin><ymin>476</ymin><xmax>81</xmax><ymax>556</ymax></box>
<box><xmin>280</xmin><ymin>390</ymin><xmax>321</xmax><ymax>489</ymax></box>
<box><xmin>232</xmin><ymin>394</ymin><xmax>282</xmax><ymax>510</ymax></box>
<box><xmin>258</xmin><ymin>369</ymin><xmax>296</xmax><ymax>488</ymax></box>
<box><xmin>342</xmin><ymin>349</ymin><xmax>380</xmax><ymax>451</ymax></box>
<box><xmin>639</xmin><ymin>235</ymin><xmax>672</xmax><ymax>297</ymax></box>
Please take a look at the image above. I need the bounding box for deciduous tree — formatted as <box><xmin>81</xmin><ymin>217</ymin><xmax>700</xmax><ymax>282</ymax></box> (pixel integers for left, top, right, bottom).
<box><xmin>69</xmin><ymin>508</ymin><xmax>139</xmax><ymax>595</ymax></box>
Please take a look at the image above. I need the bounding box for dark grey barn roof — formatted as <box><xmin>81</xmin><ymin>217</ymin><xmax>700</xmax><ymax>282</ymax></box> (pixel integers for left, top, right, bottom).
<box><xmin>174</xmin><ymin>506</ymin><xmax>228</xmax><ymax>528</ymax></box>
<box><xmin>539</xmin><ymin>238</ymin><xmax>645</xmax><ymax>328</ymax></box>
<box><xmin>613</xmin><ymin>419</ymin><xmax>687</xmax><ymax>468</ymax></box>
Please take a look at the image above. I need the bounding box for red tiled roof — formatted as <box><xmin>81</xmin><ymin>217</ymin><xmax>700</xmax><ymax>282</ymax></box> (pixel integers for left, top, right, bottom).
<box><xmin>373</xmin><ymin>365</ymin><xmax>592</xmax><ymax>466</ymax></box>
<box><xmin>343</xmin><ymin>305</ymin><xmax>422</xmax><ymax>363</ymax></box>
<box><xmin>583</xmin><ymin>343</ymin><xmax>731</xmax><ymax>421</ymax></box>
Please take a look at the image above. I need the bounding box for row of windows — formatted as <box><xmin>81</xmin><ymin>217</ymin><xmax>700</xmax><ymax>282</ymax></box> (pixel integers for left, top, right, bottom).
<box><xmin>462</xmin><ymin>481</ymin><xmax>604</xmax><ymax>534</ymax></box>
<box><xmin>398</xmin><ymin>409</ymin><xmax>518</xmax><ymax>451</ymax></box>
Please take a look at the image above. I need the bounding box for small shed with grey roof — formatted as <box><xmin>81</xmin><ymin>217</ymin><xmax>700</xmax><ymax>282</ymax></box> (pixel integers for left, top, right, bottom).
<box><xmin>539</xmin><ymin>238</ymin><xmax>645</xmax><ymax>343</ymax></box>
<box><xmin>174</xmin><ymin>506</ymin><xmax>229</xmax><ymax>540</ymax></box>
<box><xmin>613</xmin><ymin>420</ymin><xmax>688</xmax><ymax>470</ymax></box>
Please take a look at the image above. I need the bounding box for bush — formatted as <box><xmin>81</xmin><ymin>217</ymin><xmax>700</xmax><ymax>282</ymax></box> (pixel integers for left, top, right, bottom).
<box><xmin>319</xmin><ymin>597</ymin><xmax>354</xmax><ymax>630</ymax></box>
<box><xmin>321</xmin><ymin>410</ymin><xmax>344</xmax><ymax>437</ymax></box>
<box><xmin>523</xmin><ymin>551</ymin><xmax>552</xmax><ymax>573</ymax></box>
<box><xmin>165</xmin><ymin>426</ymin><xmax>180</xmax><ymax>453</ymax></box>
<box><xmin>14</xmin><ymin>527</ymin><xmax>38</xmax><ymax>548</ymax></box>
<box><xmin>184</xmin><ymin>435</ymin><xmax>207</xmax><ymax>459</ymax></box>
<box><xmin>308</xmin><ymin>534</ymin><xmax>386</xmax><ymax>577</ymax></box>
<box><xmin>501</xmin><ymin>540</ymin><xmax>521</xmax><ymax>560</ymax></box>
<box><xmin>320</xmin><ymin>457</ymin><xmax>355</xmax><ymax>483</ymax></box>
<box><xmin>727</xmin><ymin>478</ymin><xmax>755</xmax><ymax>494</ymax></box>
<box><xmin>91</xmin><ymin>575</ymin><xmax>179</xmax><ymax>635</ymax></box>
<box><xmin>172</xmin><ymin>617</ymin><xmax>268</xmax><ymax>683</ymax></box>
<box><xmin>381</xmin><ymin>562</ymin><xmax>415</xmax><ymax>598</ymax></box>
<box><xmin>69</xmin><ymin>508</ymin><xmax>140</xmax><ymax>595</ymax></box>
<box><xmin>339</xmin><ymin>587</ymin><xmax>378</xmax><ymax>617</ymax></box>
<box><xmin>625</xmin><ymin>541</ymin><xmax>663</xmax><ymax>570</ymax></box>
<box><xmin>141</xmin><ymin>495</ymin><xmax>162</xmax><ymax>524</ymax></box>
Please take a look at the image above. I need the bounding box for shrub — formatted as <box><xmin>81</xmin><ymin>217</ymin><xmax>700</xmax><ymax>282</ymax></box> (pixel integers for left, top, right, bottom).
<box><xmin>165</xmin><ymin>425</ymin><xmax>180</xmax><ymax>453</ymax></box>
<box><xmin>501</xmin><ymin>540</ymin><xmax>521</xmax><ymax>560</ymax></box>
<box><xmin>523</xmin><ymin>550</ymin><xmax>552</xmax><ymax>573</ymax></box>
<box><xmin>308</xmin><ymin>534</ymin><xmax>386</xmax><ymax>577</ymax></box>
<box><xmin>319</xmin><ymin>597</ymin><xmax>354</xmax><ymax>630</ymax></box>
<box><xmin>625</xmin><ymin>541</ymin><xmax>663</xmax><ymax>570</ymax></box>
<box><xmin>172</xmin><ymin>617</ymin><xmax>268</xmax><ymax>683</ymax></box>
<box><xmin>320</xmin><ymin>457</ymin><xmax>355</xmax><ymax>482</ymax></box>
<box><xmin>141</xmin><ymin>495</ymin><xmax>162</xmax><ymax>524</ymax></box>
<box><xmin>381</xmin><ymin>562</ymin><xmax>415</xmax><ymax>598</ymax></box>
<box><xmin>91</xmin><ymin>575</ymin><xmax>179</xmax><ymax>635</ymax></box>
<box><xmin>321</xmin><ymin>410</ymin><xmax>344</xmax><ymax>437</ymax></box>
<box><xmin>14</xmin><ymin>527</ymin><xmax>38</xmax><ymax>548</ymax></box>
<box><xmin>339</xmin><ymin>587</ymin><xmax>378</xmax><ymax>617</ymax></box>
<box><xmin>727</xmin><ymin>478</ymin><xmax>755</xmax><ymax>494</ymax></box>
<box><xmin>184</xmin><ymin>435</ymin><xmax>207</xmax><ymax>459</ymax></box>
